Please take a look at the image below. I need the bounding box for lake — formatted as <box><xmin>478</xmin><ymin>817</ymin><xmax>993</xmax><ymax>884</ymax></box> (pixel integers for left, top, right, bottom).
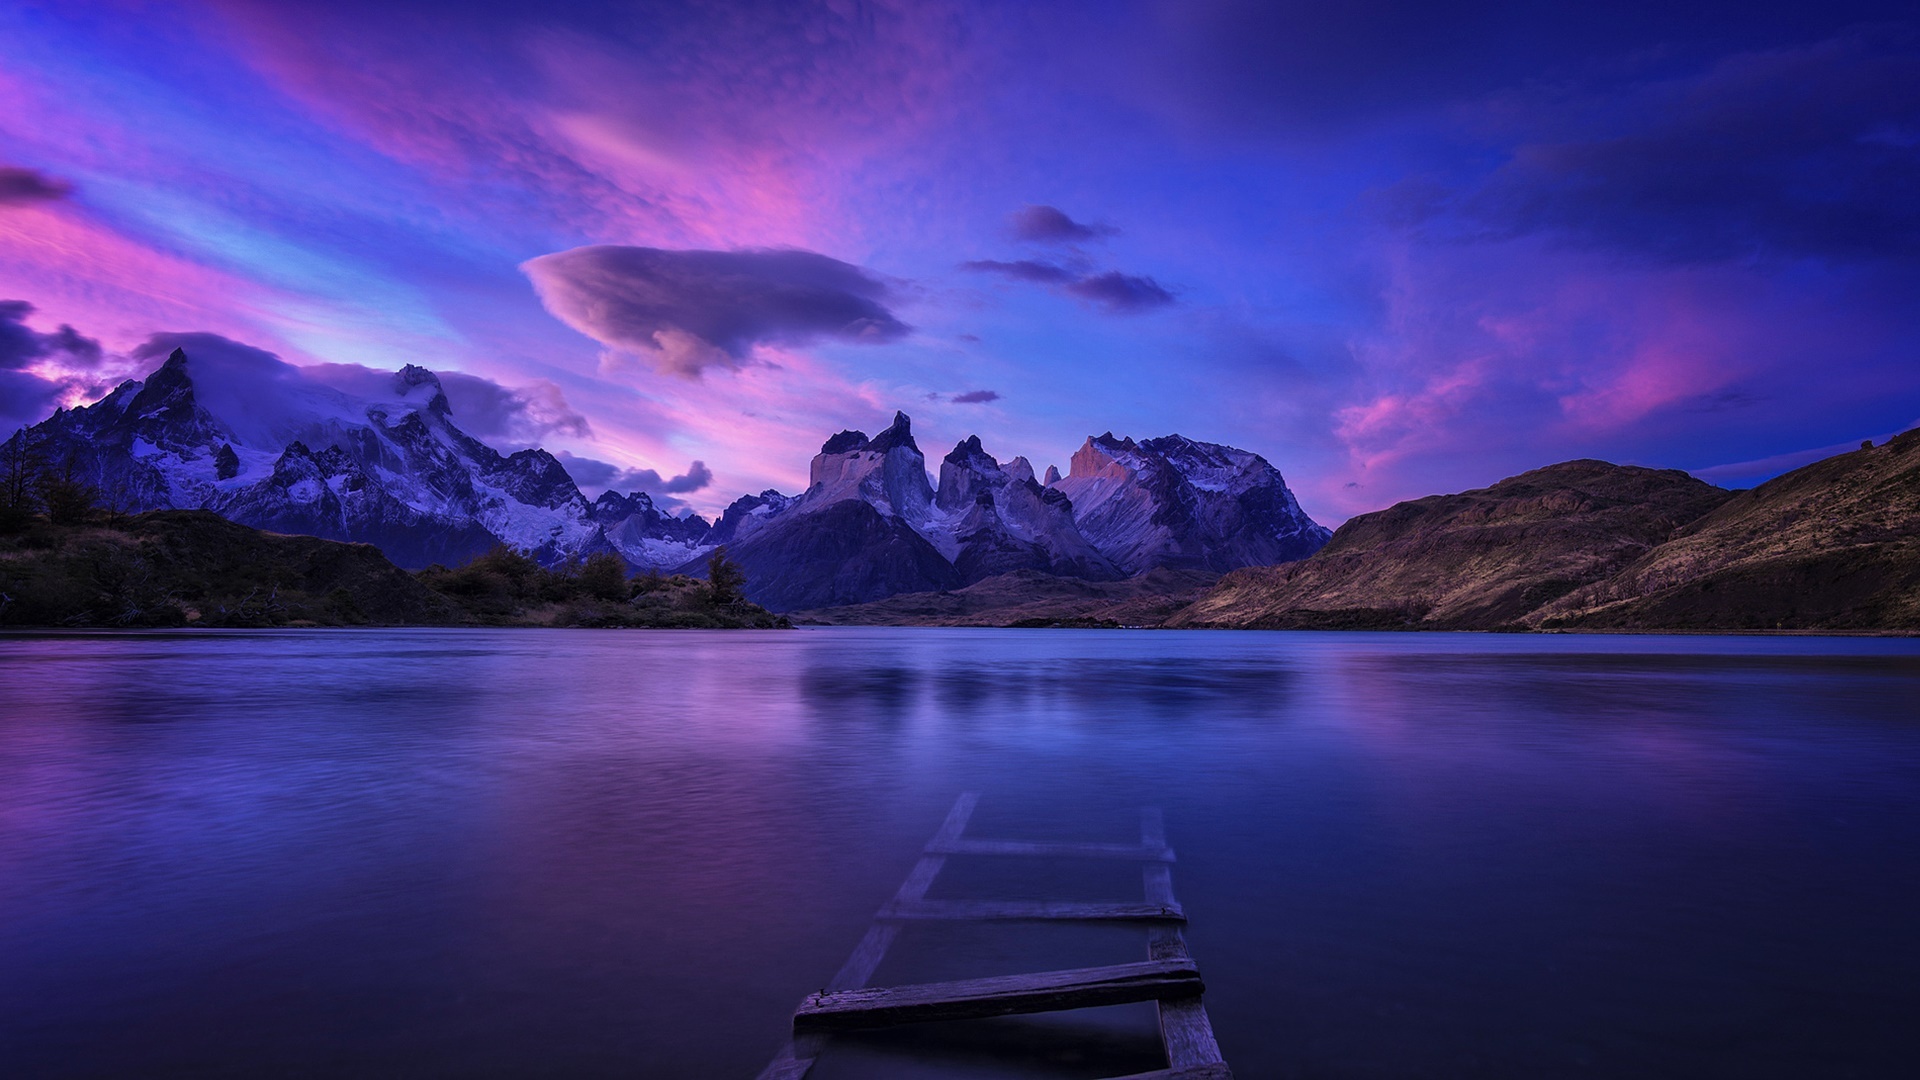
<box><xmin>2</xmin><ymin>628</ymin><xmax>1917</xmax><ymax>1078</ymax></box>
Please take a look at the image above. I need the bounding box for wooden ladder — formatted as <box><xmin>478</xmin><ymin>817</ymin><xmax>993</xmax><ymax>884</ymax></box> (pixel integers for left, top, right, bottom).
<box><xmin>757</xmin><ymin>793</ymin><xmax>1232</xmax><ymax>1079</ymax></box>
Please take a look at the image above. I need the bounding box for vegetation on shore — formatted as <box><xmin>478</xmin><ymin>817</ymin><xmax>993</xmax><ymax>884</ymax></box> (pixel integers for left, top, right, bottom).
<box><xmin>0</xmin><ymin>508</ymin><xmax>786</xmax><ymax>629</ymax></box>
<box><xmin>416</xmin><ymin>545</ymin><xmax>785</xmax><ymax>628</ymax></box>
<box><xmin>0</xmin><ymin>510</ymin><xmax>464</xmax><ymax>627</ymax></box>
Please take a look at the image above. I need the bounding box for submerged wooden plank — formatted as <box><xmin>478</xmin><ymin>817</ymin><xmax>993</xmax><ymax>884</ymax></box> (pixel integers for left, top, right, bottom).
<box><xmin>926</xmin><ymin>837</ymin><xmax>1176</xmax><ymax>862</ymax></box>
<box><xmin>794</xmin><ymin>959</ymin><xmax>1203</xmax><ymax>1031</ymax></box>
<box><xmin>878</xmin><ymin>898</ymin><xmax>1186</xmax><ymax>923</ymax></box>
<box><xmin>1157</xmin><ymin>997</ymin><xmax>1229</xmax><ymax>1072</ymax></box>
<box><xmin>828</xmin><ymin>792</ymin><xmax>979</xmax><ymax>992</ymax></box>
<box><xmin>761</xmin><ymin>794</ymin><xmax>979</xmax><ymax>1079</ymax></box>
<box><xmin>752</xmin><ymin>1033</ymin><xmax>825</xmax><ymax>1080</ymax></box>
<box><xmin>1141</xmin><ymin>809</ymin><xmax>1229</xmax><ymax>1072</ymax></box>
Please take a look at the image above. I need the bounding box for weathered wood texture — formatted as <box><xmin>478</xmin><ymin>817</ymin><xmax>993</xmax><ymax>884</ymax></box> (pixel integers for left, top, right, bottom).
<box><xmin>762</xmin><ymin>795</ymin><xmax>1234</xmax><ymax>1078</ymax></box>
<box><xmin>1141</xmin><ymin>809</ymin><xmax>1230</xmax><ymax>1075</ymax></box>
<box><xmin>926</xmin><ymin>837</ymin><xmax>1176</xmax><ymax>862</ymax></box>
<box><xmin>878</xmin><ymin>898</ymin><xmax>1186</xmax><ymax>923</ymax></box>
<box><xmin>794</xmin><ymin>959</ymin><xmax>1203</xmax><ymax>1031</ymax></box>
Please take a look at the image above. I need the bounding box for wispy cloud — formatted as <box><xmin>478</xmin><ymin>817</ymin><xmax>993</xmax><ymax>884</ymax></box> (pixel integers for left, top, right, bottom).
<box><xmin>962</xmin><ymin>259</ymin><xmax>1175</xmax><ymax>313</ymax></box>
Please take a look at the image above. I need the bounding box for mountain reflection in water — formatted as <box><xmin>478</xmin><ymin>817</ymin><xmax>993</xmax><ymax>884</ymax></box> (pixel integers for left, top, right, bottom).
<box><xmin>1</xmin><ymin>628</ymin><xmax>1916</xmax><ymax>1078</ymax></box>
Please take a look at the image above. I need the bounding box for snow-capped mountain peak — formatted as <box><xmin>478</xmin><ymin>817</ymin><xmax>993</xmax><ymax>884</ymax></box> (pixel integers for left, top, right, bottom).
<box><xmin>16</xmin><ymin>347</ymin><xmax>715</xmax><ymax>569</ymax></box>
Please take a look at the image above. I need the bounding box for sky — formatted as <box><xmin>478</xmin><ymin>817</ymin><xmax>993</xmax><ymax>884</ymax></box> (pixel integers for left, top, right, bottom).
<box><xmin>2</xmin><ymin>0</ymin><xmax>1916</xmax><ymax>522</ymax></box>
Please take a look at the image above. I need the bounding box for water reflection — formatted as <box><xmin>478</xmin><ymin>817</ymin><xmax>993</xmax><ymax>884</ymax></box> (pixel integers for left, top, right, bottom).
<box><xmin>0</xmin><ymin>628</ymin><xmax>1917</xmax><ymax>1078</ymax></box>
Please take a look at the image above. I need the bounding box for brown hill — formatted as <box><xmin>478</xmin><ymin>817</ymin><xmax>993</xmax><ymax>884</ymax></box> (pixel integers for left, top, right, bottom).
<box><xmin>1167</xmin><ymin>460</ymin><xmax>1733</xmax><ymax>630</ymax></box>
<box><xmin>1537</xmin><ymin>429</ymin><xmax>1920</xmax><ymax>631</ymax></box>
<box><xmin>791</xmin><ymin>567</ymin><xmax>1219</xmax><ymax>627</ymax></box>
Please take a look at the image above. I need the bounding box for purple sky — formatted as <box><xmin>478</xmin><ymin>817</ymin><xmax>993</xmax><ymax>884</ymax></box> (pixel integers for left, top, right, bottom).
<box><xmin>2</xmin><ymin>1</ymin><xmax>1916</xmax><ymax>521</ymax></box>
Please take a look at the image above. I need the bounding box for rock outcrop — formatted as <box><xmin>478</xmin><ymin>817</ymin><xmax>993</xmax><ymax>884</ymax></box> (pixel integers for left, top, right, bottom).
<box><xmin>1050</xmin><ymin>433</ymin><xmax>1330</xmax><ymax>573</ymax></box>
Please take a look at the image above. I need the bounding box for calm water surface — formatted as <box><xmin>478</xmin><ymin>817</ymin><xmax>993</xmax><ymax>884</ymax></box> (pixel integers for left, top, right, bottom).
<box><xmin>1</xmin><ymin>628</ymin><xmax>1917</xmax><ymax>1078</ymax></box>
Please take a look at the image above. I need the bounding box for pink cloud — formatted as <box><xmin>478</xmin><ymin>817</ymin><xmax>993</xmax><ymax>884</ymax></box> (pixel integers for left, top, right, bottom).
<box><xmin>1319</xmin><ymin>235</ymin><xmax>1905</xmax><ymax>519</ymax></box>
<box><xmin>199</xmin><ymin>1</ymin><xmax>979</xmax><ymax>250</ymax></box>
<box><xmin>0</xmin><ymin>202</ymin><xmax>278</xmax><ymax>365</ymax></box>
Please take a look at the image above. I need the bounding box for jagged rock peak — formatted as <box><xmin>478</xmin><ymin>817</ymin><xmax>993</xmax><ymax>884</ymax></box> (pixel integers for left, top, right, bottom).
<box><xmin>128</xmin><ymin>348</ymin><xmax>197</xmax><ymax>413</ymax></box>
<box><xmin>944</xmin><ymin>434</ymin><xmax>998</xmax><ymax>469</ymax></box>
<box><xmin>1043</xmin><ymin>464</ymin><xmax>1062</xmax><ymax>485</ymax></box>
<box><xmin>395</xmin><ymin>363</ymin><xmax>440</xmax><ymax>390</ymax></box>
<box><xmin>394</xmin><ymin>364</ymin><xmax>452</xmax><ymax>415</ymax></box>
<box><xmin>821</xmin><ymin>429</ymin><xmax>869</xmax><ymax>454</ymax></box>
<box><xmin>820</xmin><ymin>412</ymin><xmax>918</xmax><ymax>457</ymax></box>
<box><xmin>867</xmin><ymin>411</ymin><xmax>918</xmax><ymax>454</ymax></box>
<box><xmin>1069</xmin><ymin>435</ymin><xmax>1133</xmax><ymax>479</ymax></box>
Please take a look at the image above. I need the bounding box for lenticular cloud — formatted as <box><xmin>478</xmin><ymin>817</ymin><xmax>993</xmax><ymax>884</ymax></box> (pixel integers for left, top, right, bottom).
<box><xmin>522</xmin><ymin>245</ymin><xmax>910</xmax><ymax>378</ymax></box>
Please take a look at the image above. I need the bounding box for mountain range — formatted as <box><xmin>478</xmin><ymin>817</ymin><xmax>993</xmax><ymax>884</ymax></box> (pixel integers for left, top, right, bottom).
<box><xmin>10</xmin><ymin>348</ymin><xmax>1331</xmax><ymax>610</ymax></box>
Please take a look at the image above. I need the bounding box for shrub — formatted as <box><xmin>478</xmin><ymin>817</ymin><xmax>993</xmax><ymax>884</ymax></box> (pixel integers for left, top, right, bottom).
<box><xmin>578</xmin><ymin>551</ymin><xmax>629</xmax><ymax>601</ymax></box>
<box><xmin>706</xmin><ymin>546</ymin><xmax>747</xmax><ymax>606</ymax></box>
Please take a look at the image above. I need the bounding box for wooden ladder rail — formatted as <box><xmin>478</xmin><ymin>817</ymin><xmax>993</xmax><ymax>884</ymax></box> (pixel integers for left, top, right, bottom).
<box><xmin>756</xmin><ymin>794</ymin><xmax>1232</xmax><ymax>1080</ymax></box>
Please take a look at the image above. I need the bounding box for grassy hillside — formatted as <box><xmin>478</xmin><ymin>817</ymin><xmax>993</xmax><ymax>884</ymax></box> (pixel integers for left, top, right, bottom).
<box><xmin>1169</xmin><ymin>461</ymin><xmax>1732</xmax><ymax>630</ymax></box>
<box><xmin>1537</xmin><ymin>430</ymin><xmax>1920</xmax><ymax>631</ymax></box>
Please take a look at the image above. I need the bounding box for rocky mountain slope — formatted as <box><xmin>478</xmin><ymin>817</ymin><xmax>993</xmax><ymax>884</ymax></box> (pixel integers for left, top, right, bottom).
<box><xmin>10</xmin><ymin>349</ymin><xmax>1329</xmax><ymax>610</ymax></box>
<box><xmin>1536</xmin><ymin>430</ymin><xmax>1920</xmax><ymax>630</ymax></box>
<box><xmin>1169</xmin><ymin>460</ymin><xmax>1735</xmax><ymax>629</ymax></box>
<box><xmin>14</xmin><ymin>348</ymin><xmax>709</xmax><ymax>570</ymax></box>
<box><xmin>1052</xmin><ymin>433</ymin><xmax>1330</xmax><ymax>573</ymax></box>
<box><xmin>683</xmin><ymin>414</ymin><xmax>1325</xmax><ymax>610</ymax></box>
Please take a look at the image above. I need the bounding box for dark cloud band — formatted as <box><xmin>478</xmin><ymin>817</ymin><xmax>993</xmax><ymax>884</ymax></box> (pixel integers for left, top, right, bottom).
<box><xmin>1010</xmin><ymin>205</ymin><xmax>1114</xmax><ymax>243</ymax></box>
<box><xmin>1</xmin><ymin>301</ymin><xmax>102</xmax><ymax>433</ymax></box>
<box><xmin>962</xmin><ymin>260</ymin><xmax>1175</xmax><ymax>313</ymax></box>
<box><xmin>523</xmin><ymin>245</ymin><xmax>910</xmax><ymax>377</ymax></box>
<box><xmin>0</xmin><ymin>166</ymin><xmax>72</xmax><ymax>207</ymax></box>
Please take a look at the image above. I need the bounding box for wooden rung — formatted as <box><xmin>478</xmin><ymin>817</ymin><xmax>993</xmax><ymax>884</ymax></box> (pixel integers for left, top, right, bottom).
<box><xmin>1101</xmin><ymin>1064</ymin><xmax>1235</xmax><ymax>1080</ymax></box>
<box><xmin>926</xmin><ymin>838</ymin><xmax>1176</xmax><ymax>862</ymax></box>
<box><xmin>793</xmin><ymin>959</ymin><xmax>1203</xmax><ymax>1031</ymax></box>
<box><xmin>879</xmin><ymin>899</ymin><xmax>1186</xmax><ymax>923</ymax></box>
